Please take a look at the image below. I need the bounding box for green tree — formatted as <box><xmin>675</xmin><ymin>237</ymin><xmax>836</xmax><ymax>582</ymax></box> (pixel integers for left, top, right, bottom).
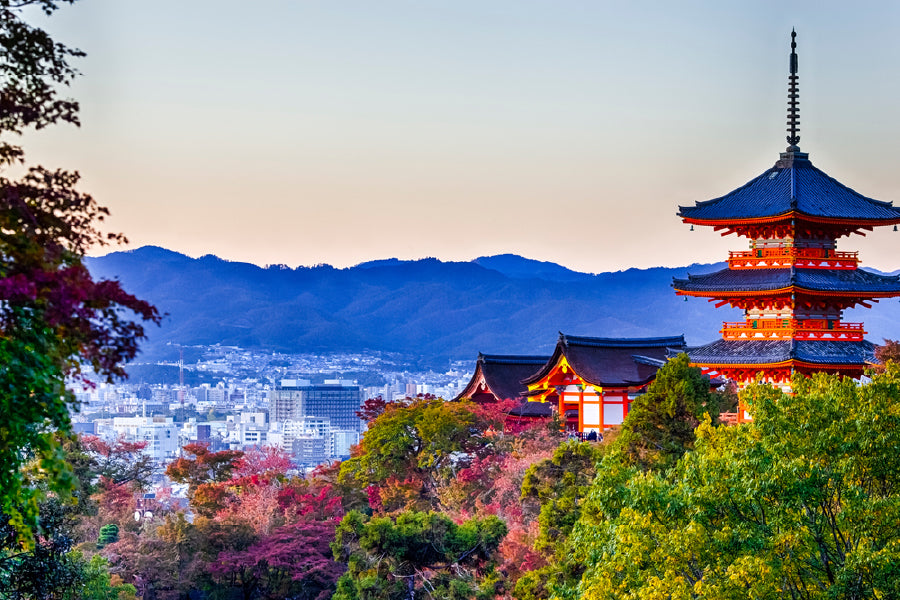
<box><xmin>567</xmin><ymin>367</ymin><xmax>900</xmax><ymax>600</ymax></box>
<box><xmin>513</xmin><ymin>440</ymin><xmax>606</xmax><ymax>600</ymax></box>
<box><xmin>615</xmin><ymin>353</ymin><xmax>720</xmax><ymax>472</ymax></box>
<box><xmin>520</xmin><ymin>440</ymin><xmax>604</xmax><ymax>553</ymax></box>
<box><xmin>79</xmin><ymin>553</ymin><xmax>137</xmax><ymax>600</ymax></box>
<box><xmin>0</xmin><ymin>0</ymin><xmax>160</xmax><ymax>535</ymax></box>
<box><xmin>96</xmin><ymin>524</ymin><xmax>118</xmax><ymax>549</ymax></box>
<box><xmin>339</xmin><ymin>398</ymin><xmax>498</xmax><ymax>512</ymax></box>
<box><xmin>0</xmin><ymin>497</ymin><xmax>132</xmax><ymax>599</ymax></box>
<box><xmin>332</xmin><ymin>510</ymin><xmax>507</xmax><ymax>600</ymax></box>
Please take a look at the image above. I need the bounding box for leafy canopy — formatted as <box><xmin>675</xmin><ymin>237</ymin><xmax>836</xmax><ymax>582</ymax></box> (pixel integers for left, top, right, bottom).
<box><xmin>0</xmin><ymin>0</ymin><xmax>159</xmax><ymax>535</ymax></box>
<box><xmin>567</xmin><ymin>367</ymin><xmax>900</xmax><ymax>600</ymax></box>
<box><xmin>332</xmin><ymin>510</ymin><xmax>507</xmax><ymax>600</ymax></box>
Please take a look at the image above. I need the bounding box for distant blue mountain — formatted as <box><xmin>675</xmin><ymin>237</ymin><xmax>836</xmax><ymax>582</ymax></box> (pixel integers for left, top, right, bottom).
<box><xmin>474</xmin><ymin>254</ymin><xmax>594</xmax><ymax>282</ymax></box>
<box><xmin>86</xmin><ymin>247</ymin><xmax>900</xmax><ymax>366</ymax></box>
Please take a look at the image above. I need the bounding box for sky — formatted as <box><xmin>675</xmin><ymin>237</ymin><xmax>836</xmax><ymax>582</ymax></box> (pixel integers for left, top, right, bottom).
<box><xmin>19</xmin><ymin>0</ymin><xmax>900</xmax><ymax>272</ymax></box>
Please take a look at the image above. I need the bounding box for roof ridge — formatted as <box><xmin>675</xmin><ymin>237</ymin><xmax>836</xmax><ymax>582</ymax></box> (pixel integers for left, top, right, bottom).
<box><xmin>479</xmin><ymin>354</ymin><xmax>552</xmax><ymax>364</ymax></box>
<box><xmin>560</xmin><ymin>334</ymin><xmax>686</xmax><ymax>348</ymax></box>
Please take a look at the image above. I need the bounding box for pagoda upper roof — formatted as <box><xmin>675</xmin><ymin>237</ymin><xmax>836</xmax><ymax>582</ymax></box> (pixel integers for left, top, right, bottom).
<box><xmin>677</xmin><ymin>152</ymin><xmax>900</xmax><ymax>225</ymax></box>
<box><xmin>454</xmin><ymin>354</ymin><xmax>549</xmax><ymax>402</ymax></box>
<box><xmin>523</xmin><ymin>334</ymin><xmax>685</xmax><ymax>388</ymax></box>
<box><xmin>673</xmin><ymin>266</ymin><xmax>900</xmax><ymax>295</ymax></box>
<box><xmin>685</xmin><ymin>338</ymin><xmax>876</xmax><ymax>366</ymax></box>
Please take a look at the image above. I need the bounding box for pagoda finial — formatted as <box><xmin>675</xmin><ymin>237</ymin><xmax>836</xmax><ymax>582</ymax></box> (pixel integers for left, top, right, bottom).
<box><xmin>786</xmin><ymin>29</ymin><xmax>800</xmax><ymax>151</ymax></box>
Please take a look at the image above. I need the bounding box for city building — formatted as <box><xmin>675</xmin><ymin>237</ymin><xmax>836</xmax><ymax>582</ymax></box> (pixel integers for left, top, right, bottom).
<box><xmin>292</xmin><ymin>436</ymin><xmax>328</xmax><ymax>467</ymax></box>
<box><xmin>330</xmin><ymin>429</ymin><xmax>360</xmax><ymax>459</ymax></box>
<box><xmin>269</xmin><ymin>380</ymin><xmax>363</xmax><ymax>431</ymax></box>
<box><xmin>674</xmin><ymin>31</ymin><xmax>900</xmax><ymax>399</ymax></box>
<box><xmin>111</xmin><ymin>416</ymin><xmax>180</xmax><ymax>461</ymax></box>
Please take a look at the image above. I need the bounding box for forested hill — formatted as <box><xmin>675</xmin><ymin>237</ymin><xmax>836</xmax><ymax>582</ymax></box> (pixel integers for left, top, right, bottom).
<box><xmin>86</xmin><ymin>246</ymin><xmax>900</xmax><ymax>365</ymax></box>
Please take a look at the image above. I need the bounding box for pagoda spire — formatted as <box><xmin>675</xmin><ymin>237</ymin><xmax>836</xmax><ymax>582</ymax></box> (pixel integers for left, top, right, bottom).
<box><xmin>786</xmin><ymin>29</ymin><xmax>800</xmax><ymax>151</ymax></box>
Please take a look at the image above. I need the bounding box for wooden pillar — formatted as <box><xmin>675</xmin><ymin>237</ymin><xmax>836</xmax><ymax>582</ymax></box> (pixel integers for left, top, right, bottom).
<box><xmin>578</xmin><ymin>385</ymin><xmax>584</xmax><ymax>433</ymax></box>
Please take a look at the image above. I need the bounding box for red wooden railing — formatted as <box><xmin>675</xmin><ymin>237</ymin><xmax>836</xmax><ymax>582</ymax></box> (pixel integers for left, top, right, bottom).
<box><xmin>728</xmin><ymin>248</ymin><xmax>858</xmax><ymax>270</ymax></box>
<box><xmin>721</xmin><ymin>319</ymin><xmax>865</xmax><ymax>341</ymax></box>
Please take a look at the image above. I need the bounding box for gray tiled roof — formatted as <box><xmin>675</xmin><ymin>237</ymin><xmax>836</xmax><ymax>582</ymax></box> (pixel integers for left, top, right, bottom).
<box><xmin>508</xmin><ymin>401</ymin><xmax>553</xmax><ymax>418</ymax></box>
<box><xmin>523</xmin><ymin>334</ymin><xmax>686</xmax><ymax>387</ymax></box>
<box><xmin>454</xmin><ymin>354</ymin><xmax>549</xmax><ymax>402</ymax></box>
<box><xmin>686</xmin><ymin>338</ymin><xmax>876</xmax><ymax>365</ymax></box>
<box><xmin>673</xmin><ymin>267</ymin><xmax>900</xmax><ymax>294</ymax></box>
<box><xmin>678</xmin><ymin>154</ymin><xmax>900</xmax><ymax>223</ymax></box>
<box><xmin>478</xmin><ymin>354</ymin><xmax>550</xmax><ymax>401</ymax></box>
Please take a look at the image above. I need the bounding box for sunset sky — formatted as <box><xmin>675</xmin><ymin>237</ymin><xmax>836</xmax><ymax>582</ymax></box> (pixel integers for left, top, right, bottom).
<box><xmin>22</xmin><ymin>0</ymin><xmax>900</xmax><ymax>273</ymax></box>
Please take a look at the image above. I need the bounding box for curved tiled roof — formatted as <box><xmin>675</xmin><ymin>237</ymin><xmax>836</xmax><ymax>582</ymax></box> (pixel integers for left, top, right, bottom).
<box><xmin>523</xmin><ymin>334</ymin><xmax>686</xmax><ymax>387</ymax></box>
<box><xmin>559</xmin><ymin>334</ymin><xmax>685</xmax><ymax>349</ymax></box>
<box><xmin>508</xmin><ymin>401</ymin><xmax>553</xmax><ymax>418</ymax></box>
<box><xmin>673</xmin><ymin>267</ymin><xmax>900</xmax><ymax>295</ymax></box>
<box><xmin>454</xmin><ymin>354</ymin><xmax>549</xmax><ymax>402</ymax></box>
<box><xmin>686</xmin><ymin>338</ymin><xmax>876</xmax><ymax>365</ymax></box>
<box><xmin>677</xmin><ymin>154</ymin><xmax>900</xmax><ymax>223</ymax></box>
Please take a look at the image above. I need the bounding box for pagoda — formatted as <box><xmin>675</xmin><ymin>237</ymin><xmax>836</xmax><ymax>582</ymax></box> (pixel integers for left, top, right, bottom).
<box><xmin>674</xmin><ymin>30</ymin><xmax>900</xmax><ymax>390</ymax></box>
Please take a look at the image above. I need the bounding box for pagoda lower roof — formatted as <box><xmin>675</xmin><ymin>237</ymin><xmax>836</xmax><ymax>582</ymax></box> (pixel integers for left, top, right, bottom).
<box><xmin>684</xmin><ymin>338</ymin><xmax>876</xmax><ymax>366</ymax></box>
<box><xmin>677</xmin><ymin>152</ymin><xmax>900</xmax><ymax>224</ymax></box>
<box><xmin>522</xmin><ymin>334</ymin><xmax>685</xmax><ymax>388</ymax></box>
<box><xmin>673</xmin><ymin>267</ymin><xmax>900</xmax><ymax>295</ymax></box>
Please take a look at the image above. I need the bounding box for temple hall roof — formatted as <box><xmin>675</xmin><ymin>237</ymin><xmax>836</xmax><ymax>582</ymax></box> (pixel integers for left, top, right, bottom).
<box><xmin>677</xmin><ymin>153</ymin><xmax>900</xmax><ymax>224</ymax></box>
<box><xmin>685</xmin><ymin>338</ymin><xmax>876</xmax><ymax>366</ymax></box>
<box><xmin>673</xmin><ymin>267</ymin><xmax>900</xmax><ymax>295</ymax></box>
<box><xmin>454</xmin><ymin>354</ymin><xmax>549</xmax><ymax>402</ymax></box>
<box><xmin>507</xmin><ymin>401</ymin><xmax>553</xmax><ymax>418</ymax></box>
<box><xmin>523</xmin><ymin>334</ymin><xmax>686</xmax><ymax>388</ymax></box>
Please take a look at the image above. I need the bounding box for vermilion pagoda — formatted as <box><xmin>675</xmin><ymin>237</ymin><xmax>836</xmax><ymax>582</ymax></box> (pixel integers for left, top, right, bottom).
<box><xmin>674</xmin><ymin>31</ymin><xmax>900</xmax><ymax>389</ymax></box>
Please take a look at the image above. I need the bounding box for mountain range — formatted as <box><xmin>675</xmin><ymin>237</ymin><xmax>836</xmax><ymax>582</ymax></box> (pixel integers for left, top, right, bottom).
<box><xmin>85</xmin><ymin>246</ymin><xmax>900</xmax><ymax>366</ymax></box>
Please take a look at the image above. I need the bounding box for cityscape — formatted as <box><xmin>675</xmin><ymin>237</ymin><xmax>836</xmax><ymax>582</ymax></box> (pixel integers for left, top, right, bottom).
<box><xmin>71</xmin><ymin>345</ymin><xmax>473</xmax><ymax>469</ymax></box>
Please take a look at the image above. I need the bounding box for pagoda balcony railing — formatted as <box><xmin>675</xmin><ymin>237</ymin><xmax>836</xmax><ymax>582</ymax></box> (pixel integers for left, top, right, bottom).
<box><xmin>721</xmin><ymin>319</ymin><xmax>866</xmax><ymax>341</ymax></box>
<box><xmin>728</xmin><ymin>248</ymin><xmax>858</xmax><ymax>270</ymax></box>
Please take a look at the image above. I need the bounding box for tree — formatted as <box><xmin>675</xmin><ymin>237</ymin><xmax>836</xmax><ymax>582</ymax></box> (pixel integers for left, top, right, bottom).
<box><xmin>0</xmin><ymin>497</ymin><xmax>131</xmax><ymax>599</ymax></box>
<box><xmin>520</xmin><ymin>440</ymin><xmax>605</xmax><ymax>553</ymax></box>
<box><xmin>339</xmin><ymin>398</ymin><xmax>502</xmax><ymax>513</ymax></box>
<box><xmin>874</xmin><ymin>338</ymin><xmax>900</xmax><ymax>369</ymax></box>
<box><xmin>210</xmin><ymin>520</ymin><xmax>345</xmax><ymax>600</ymax></box>
<box><xmin>356</xmin><ymin>395</ymin><xmax>390</xmax><ymax>423</ymax></box>
<box><xmin>81</xmin><ymin>436</ymin><xmax>154</xmax><ymax>490</ymax></box>
<box><xmin>332</xmin><ymin>510</ymin><xmax>507</xmax><ymax>600</ymax></box>
<box><xmin>566</xmin><ymin>367</ymin><xmax>900</xmax><ymax>599</ymax></box>
<box><xmin>166</xmin><ymin>444</ymin><xmax>244</xmax><ymax>489</ymax></box>
<box><xmin>614</xmin><ymin>353</ymin><xmax>720</xmax><ymax>472</ymax></box>
<box><xmin>0</xmin><ymin>0</ymin><xmax>160</xmax><ymax>535</ymax></box>
<box><xmin>0</xmin><ymin>0</ymin><xmax>83</xmax><ymax>167</ymax></box>
<box><xmin>97</xmin><ymin>524</ymin><xmax>119</xmax><ymax>549</ymax></box>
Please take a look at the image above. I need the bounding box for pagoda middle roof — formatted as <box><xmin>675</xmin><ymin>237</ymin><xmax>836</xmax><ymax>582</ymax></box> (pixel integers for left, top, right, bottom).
<box><xmin>678</xmin><ymin>153</ymin><xmax>900</xmax><ymax>224</ymax></box>
<box><xmin>685</xmin><ymin>338</ymin><xmax>876</xmax><ymax>366</ymax></box>
<box><xmin>523</xmin><ymin>334</ymin><xmax>685</xmax><ymax>388</ymax></box>
<box><xmin>673</xmin><ymin>267</ymin><xmax>900</xmax><ymax>295</ymax></box>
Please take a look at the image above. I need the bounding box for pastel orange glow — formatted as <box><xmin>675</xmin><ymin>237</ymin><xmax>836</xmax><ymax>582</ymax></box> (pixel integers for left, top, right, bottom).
<box><xmin>24</xmin><ymin>1</ymin><xmax>900</xmax><ymax>273</ymax></box>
